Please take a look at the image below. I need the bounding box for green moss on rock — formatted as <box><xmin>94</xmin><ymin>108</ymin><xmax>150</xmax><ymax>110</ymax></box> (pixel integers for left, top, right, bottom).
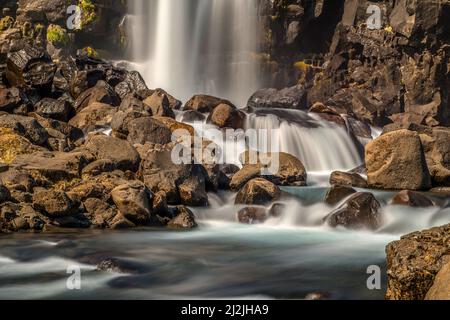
<box><xmin>79</xmin><ymin>0</ymin><xmax>97</xmax><ymax>28</ymax></box>
<box><xmin>47</xmin><ymin>24</ymin><xmax>69</xmax><ymax>45</ymax></box>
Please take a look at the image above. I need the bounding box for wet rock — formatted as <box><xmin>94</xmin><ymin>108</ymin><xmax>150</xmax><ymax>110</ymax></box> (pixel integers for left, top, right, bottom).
<box><xmin>96</xmin><ymin>257</ymin><xmax>150</xmax><ymax>274</ymax></box>
<box><xmin>35</xmin><ymin>98</ymin><xmax>75</xmax><ymax>122</ymax></box>
<box><xmin>391</xmin><ymin>190</ymin><xmax>434</xmax><ymax>207</ymax></box>
<box><xmin>386</xmin><ymin>224</ymin><xmax>450</xmax><ymax>300</ymax></box>
<box><xmin>425</xmin><ymin>259</ymin><xmax>450</xmax><ymax>300</ymax></box>
<box><xmin>237</xmin><ymin>207</ymin><xmax>268</xmax><ymax>224</ymax></box>
<box><xmin>230</xmin><ymin>165</ymin><xmax>261</xmax><ymax>191</ymax></box>
<box><xmin>269</xmin><ymin>202</ymin><xmax>286</xmax><ymax>218</ymax></box>
<box><xmin>74</xmin><ymin>80</ymin><xmax>120</xmax><ymax>112</ymax></box>
<box><xmin>324</xmin><ymin>185</ymin><xmax>357</xmax><ymax>205</ymax></box>
<box><xmin>68</xmin><ymin>102</ymin><xmax>115</xmax><ymax>133</ymax></box>
<box><xmin>143</xmin><ymin>91</ymin><xmax>175</xmax><ymax>118</ymax></box>
<box><xmin>110</xmin><ymin>212</ymin><xmax>136</xmax><ymax>229</ymax></box>
<box><xmin>184</xmin><ymin>94</ymin><xmax>233</xmax><ymax>113</ymax></box>
<box><xmin>0</xmin><ymin>114</ymin><xmax>48</xmax><ymax>145</ymax></box>
<box><xmin>152</xmin><ymin>191</ymin><xmax>169</xmax><ymax>216</ymax></box>
<box><xmin>324</xmin><ymin>192</ymin><xmax>381</xmax><ymax>230</ymax></box>
<box><xmin>6</xmin><ymin>46</ymin><xmax>56</xmax><ymax>90</ymax></box>
<box><xmin>235</xmin><ymin>178</ymin><xmax>281</xmax><ymax>205</ymax></box>
<box><xmin>329</xmin><ymin>171</ymin><xmax>368</xmax><ymax>189</ymax></box>
<box><xmin>126</xmin><ymin>117</ymin><xmax>173</xmax><ymax>145</ymax></box>
<box><xmin>111</xmin><ymin>181</ymin><xmax>153</xmax><ymax>225</ymax></box>
<box><xmin>209</xmin><ymin>103</ymin><xmax>245</xmax><ymax>129</ymax></box>
<box><xmin>167</xmin><ymin>206</ymin><xmax>197</xmax><ymax>230</ymax></box>
<box><xmin>32</xmin><ymin>189</ymin><xmax>78</xmax><ymax>217</ymax></box>
<box><xmin>247</xmin><ymin>85</ymin><xmax>307</xmax><ymax>110</ymax></box>
<box><xmin>85</xmin><ymin>134</ymin><xmax>141</xmax><ymax>172</ymax></box>
<box><xmin>366</xmin><ymin>130</ymin><xmax>431</xmax><ymax>190</ymax></box>
<box><xmin>179</xmin><ymin>110</ymin><xmax>206</xmax><ymax>122</ymax></box>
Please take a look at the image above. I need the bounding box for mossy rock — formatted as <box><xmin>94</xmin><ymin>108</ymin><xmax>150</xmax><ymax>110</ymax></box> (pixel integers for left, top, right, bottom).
<box><xmin>47</xmin><ymin>24</ymin><xmax>69</xmax><ymax>46</ymax></box>
<box><xmin>79</xmin><ymin>0</ymin><xmax>98</xmax><ymax>28</ymax></box>
<box><xmin>0</xmin><ymin>16</ymin><xmax>14</xmax><ymax>32</ymax></box>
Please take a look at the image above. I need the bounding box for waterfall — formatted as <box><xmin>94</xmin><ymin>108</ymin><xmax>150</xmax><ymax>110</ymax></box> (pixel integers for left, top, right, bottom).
<box><xmin>128</xmin><ymin>0</ymin><xmax>261</xmax><ymax>105</ymax></box>
<box><xmin>245</xmin><ymin>109</ymin><xmax>363</xmax><ymax>172</ymax></box>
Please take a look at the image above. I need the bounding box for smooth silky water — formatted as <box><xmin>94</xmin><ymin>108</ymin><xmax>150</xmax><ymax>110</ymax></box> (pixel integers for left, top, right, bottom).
<box><xmin>1</xmin><ymin>0</ymin><xmax>449</xmax><ymax>300</ymax></box>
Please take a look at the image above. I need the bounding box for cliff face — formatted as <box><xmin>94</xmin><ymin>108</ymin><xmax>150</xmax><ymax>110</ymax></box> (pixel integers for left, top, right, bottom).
<box><xmin>260</xmin><ymin>0</ymin><xmax>450</xmax><ymax>127</ymax></box>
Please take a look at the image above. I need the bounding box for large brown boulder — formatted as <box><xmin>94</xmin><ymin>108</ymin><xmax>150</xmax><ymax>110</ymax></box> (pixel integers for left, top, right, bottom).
<box><xmin>32</xmin><ymin>189</ymin><xmax>78</xmax><ymax>218</ymax></box>
<box><xmin>231</xmin><ymin>152</ymin><xmax>307</xmax><ymax>190</ymax></box>
<box><xmin>84</xmin><ymin>134</ymin><xmax>141</xmax><ymax>172</ymax></box>
<box><xmin>11</xmin><ymin>150</ymin><xmax>90</xmax><ymax>182</ymax></box>
<box><xmin>111</xmin><ymin>181</ymin><xmax>153</xmax><ymax>225</ymax></box>
<box><xmin>143</xmin><ymin>91</ymin><xmax>175</xmax><ymax>118</ymax></box>
<box><xmin>126</xmin><ymin>117</ymin><xmax>173</xmax><ymax>145</ymax></box>
<box><xmin>167</xmin><ymin>206</ymin><xmax>197</xmax><ymax>230</ymax></box>
<box><xmin>386</xmin><ymin>224</ymin><xmax>450</xmax><ymax>300</ymax></box>
<box><xmin>365</xmin><ymin>130</ymin><xmax>431</xmax><ymax>190</ymax></box>
<box><xmin>184</xmin><ymin>94</ymin><xmax>233</xmax><ymax>113</ymax></box>
<box><xmin>209</xmin><ymin>103</ymin><xmax>245</xmax><ymax>129</ymax></box>
<box><xmin>235</xmin><ymin>178</ymin><xmax>281</xmax><ymax>205</ymax></box>
<box><xmin>178</xmin><ymin>176</ymin><xmax>208</xmax><ymax>207</ymax></box>
<box><xmin>323</xmin><ymin>192</ymin><xmax>381</xmax><ymax>230</ymax></box>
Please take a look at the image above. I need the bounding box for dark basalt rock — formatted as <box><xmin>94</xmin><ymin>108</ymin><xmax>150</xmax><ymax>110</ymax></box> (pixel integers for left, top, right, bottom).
<box><xmin>391</xmin><ymin>190</ymin><xmax>434</xmax><ymax>207</ymax></box>
<box><xmin>126</xmin><ymin>117</ymin><xmax>173</xmax><ymax>145</ymax></box>
<box><xmin>324</xmin><ymin>192</ymin><xmax>381</xmax><ymax>230</ymax></box>
<box><xmin>235</xmin><ymin>178</ymin><xmax>281</xmax><ymax>205</ymax></box>
<box><xmin>247</xmin><ymin>85</ymin><xmax>307</xmax><ymax>110</ymax></box>
<box><xmin>6</xmin><ymin>46</ymin><xmax>56</xmax><ymax>91</ymax></box>
<box><xmin>74</xmin><ymin>80</ymin><xmax>120</xmax><ymax>112</ymax></box>
<box><xmin>35</xmin><ymin>98</ymin><xmax>75</xmax><ymax>122</ymax></box>
<box><xmin>324</xmin><ymin>185</ymin><xmax>357</xmax><ymax>205</ymax></box>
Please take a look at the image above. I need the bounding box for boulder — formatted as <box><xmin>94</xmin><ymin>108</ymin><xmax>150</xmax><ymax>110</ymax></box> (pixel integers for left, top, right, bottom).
<box><xmin>366</xmin><ymin>130</ymin><xmax>431</xmax><ymax>190</ymax></box>
<box><xmin>111</xmin><ymin>181</ymin><xmax>153</xmax><ymax>225</ymax></box>
<box><xmin>85</xmin><ymin>134</ymin><xmax>141</xmax><ymax>172</ymax></box>
<box><xmin>74</xmin><ymin>80</ymin><xmax>120</xmax><ymax>112</ymax></box>
<box><xmin>126</xmin><ymin>117</ymin><xmax>173</xmax><ymax>145</ymax></box>
<box><xmin>0</xmin><ymin>114</ymin><xmax>48</xmax><ymax>145</ymax></box>
<box><xmin>6</xmin><ymin>46</ymin><xmax>56</xmax><ymax>90</ymax></box>
<box><xmin>425</xmin><ymin>259</ymin><xmax>450</xmax><ymax>300</ymax></box>
<box><xmin>324</xmin><ymin>185</ymin><xmax>357</xmax><ymax>205</ymax></box>
<box><xmin>167</xmin><ymin>206</ymin><xmax>197</xmax><ymax>230</ymax></box>
<box><xmin>35</xmin><ymin>98</ymin><xmax>75</xmax><ymax>122</ymax></box>
<box><xmin>111</xmin><ymin>94</ymin><xmax>151</xmax><ymax>139</ymax></box>
<box><xmin>184</xmin><ymin>94</ymin><xmax>233</xmax><ymax>113</ymax></box>
<box><xmin>386</xmin><ymin>224</ymin><xmax>450</xmax><ymax>300</ymax></box>
<box><xmin>68</xmin><ymin>102</ymin><xmax>115</xmax><ymax>133</ymax></box>
<box><xmin>178</xmin><ymin>176</ymin><xmax>208</xmax><ymax>207</ymax></box>
<box><xmin>143</xmin><ymin>91</ymin><xmax>175</xmax><ymax>118</ymax></box>
<box><xmin>32</xmin><ymin>189</ymin><xmax>78</xmax><ymax>217</ymax></box>
<box><xmin>237</xmin><ymin>207</ymin><xmax>268</xmax><ymax>224</ymax></box>
<box><xmin>231</xmin><ymin>152</ymin><xmax>307</xmax><ymax>190</ymax></box>
<box><xmin>323</xmin><ymin>192</ymin><xmax>382</xmax><ymax>230</ymax></box>
<box><xmin>391</xmin><ymin>190</ymin><xmax>434</xmax><ymax>207</ymax></box>
<box><xmin>235</xmin><ymin>178</ymin><xmax>281</xmax><ymax>205</ymax></box>
<box><xmin>0</xmin><ymin>168</ymin><xmax>36</xmax><ymax>192</ymax></box>
<box><xmin>247</xmin><ymin>85</ymin><xmax>307</xmax><ymax>110</ymax></box>
<box><xmin>329</xmin><ymin>171</ymin><xmax>368</xmax><ymax>188</ymax></box>
<box><xmin>11</xmin><ymin>150</ymin><xmax>89</xmax><ymax>182</ymax></box>
<box><xmin>153</xmin><ymin>116</ymin><xmax>195</xmax><ymax>137</ymax></box>
<box><xmin>114</xmin><ymin>70</ymin><xmax>151</xmax><ymax>100</ymax></box>
<box><xmin>209</xmin><ymin>103</ymin><xmax>245</xmax><ymax>129</ymax></box>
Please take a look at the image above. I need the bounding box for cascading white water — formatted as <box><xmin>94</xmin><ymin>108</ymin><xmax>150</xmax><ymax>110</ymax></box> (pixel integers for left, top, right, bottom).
<box><xmin>128</xmin><ymin>0</ymin><xmax>261</xmax><ymax>105</ymax></box>
<box><xmin>245</xmin><ymin>109</ymin><xmax>363</xmax><ymax>172</ymax></box>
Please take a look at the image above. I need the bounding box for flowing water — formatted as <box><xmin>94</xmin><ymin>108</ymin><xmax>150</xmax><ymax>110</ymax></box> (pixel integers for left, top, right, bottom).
<box><xmin>0</xmin><ymin>1</ymin><xmax>448</xmax><ymax>300</ymax></box>
<box><xmin>128</xmin><ymin>0</ymin><xmax>261</xmax><ymax>105</ymax></box>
